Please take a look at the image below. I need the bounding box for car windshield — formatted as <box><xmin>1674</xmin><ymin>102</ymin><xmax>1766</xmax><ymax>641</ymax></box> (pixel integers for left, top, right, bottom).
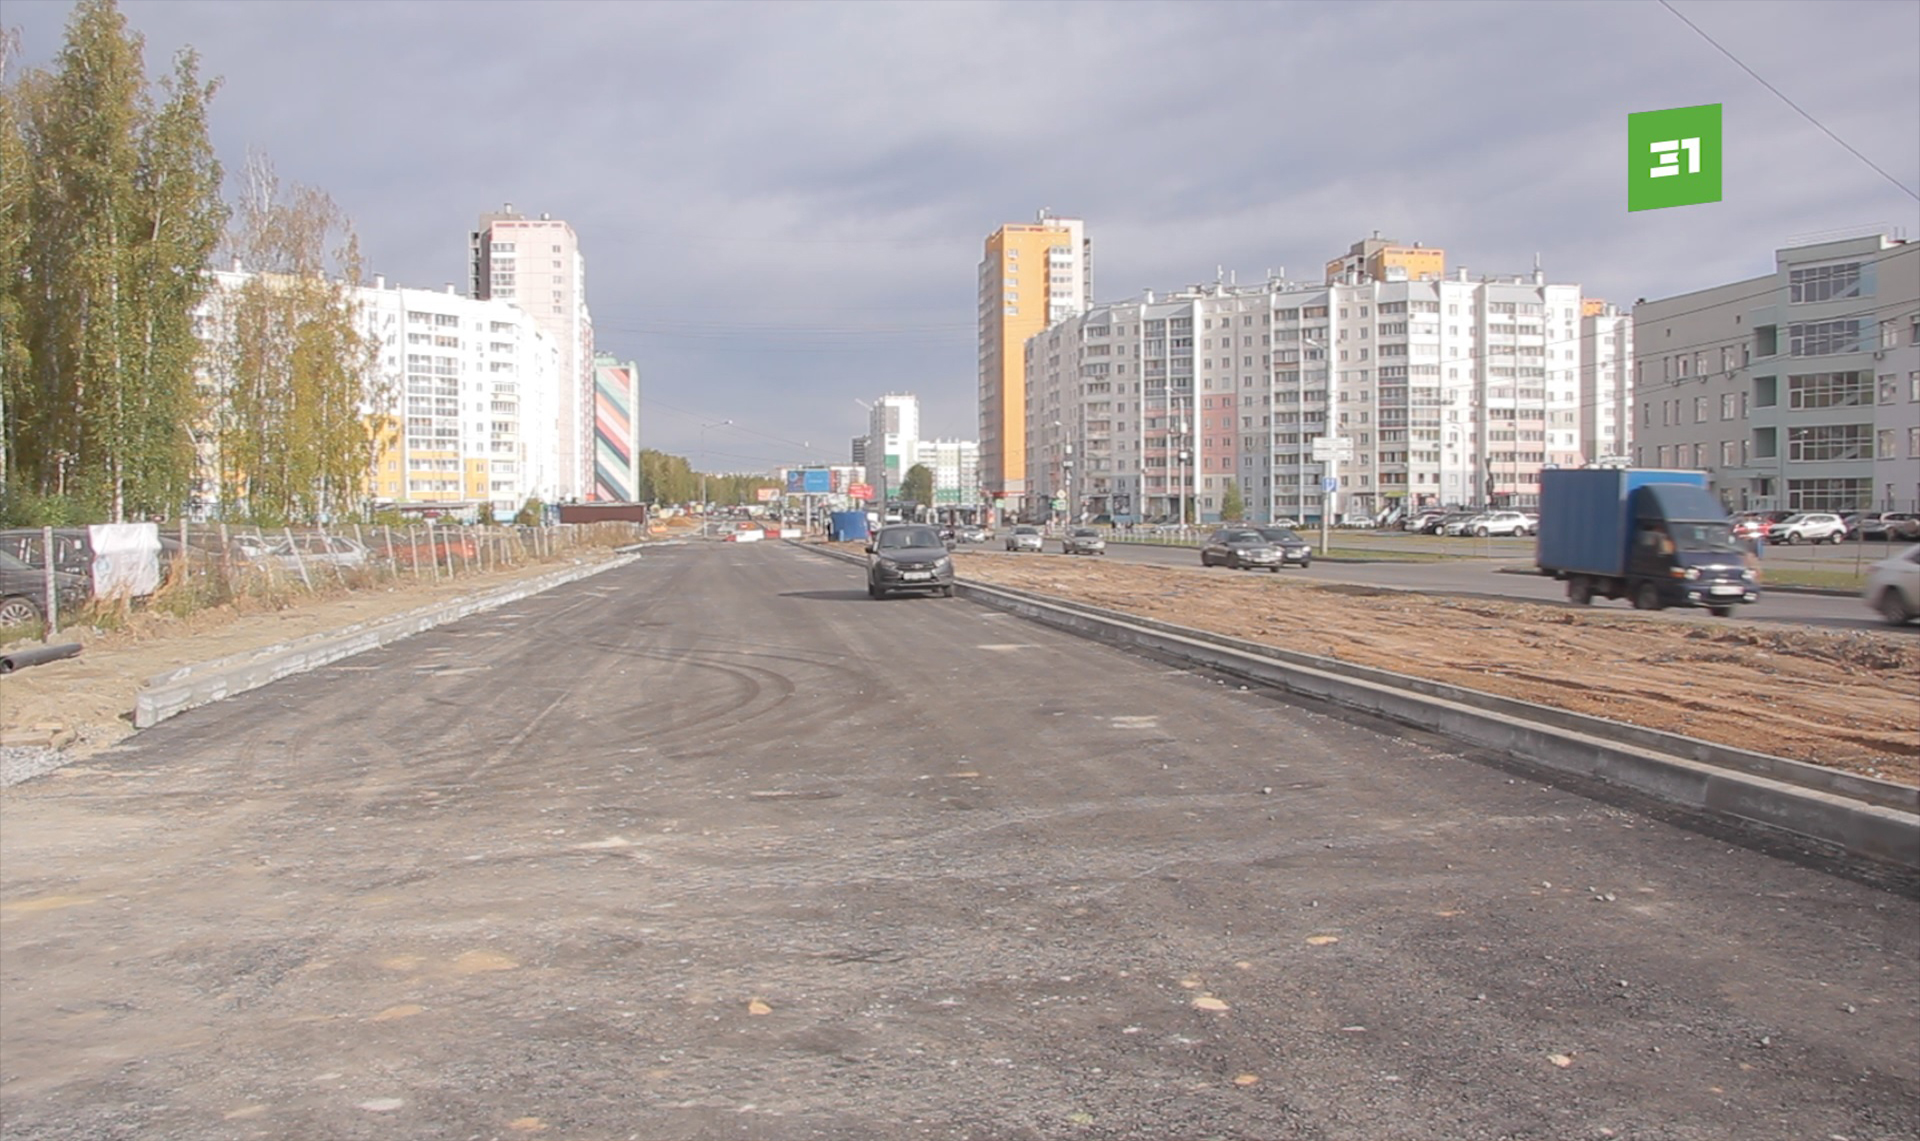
<box><xmin>1013</xmin><ymin>526</ymin><xmax>1038</xmax><ymax>534</ymax></box>
<box><xmin>1223</xmin><ymin>531</ymin><xmax>1265</xmax><ymax>543</ymax></box>
<box><xmin>1670</xmin><ymin>522</ymin><xmax>1740</xmax><ymax>552</ymax></box>
<box><xmin>1071</xmin><ymin>529</ymin><xmax>1098</xmax><ymax>538</ymax></box>
<box><xmin>878</xmin><ymin>528</ymin><xmax>941</xmax><ymax>549</ymax></box>
<box><xmin>1256</xmin><ymin>528</ymin><xmax>1301</xmax><ymax>542</ymax></box>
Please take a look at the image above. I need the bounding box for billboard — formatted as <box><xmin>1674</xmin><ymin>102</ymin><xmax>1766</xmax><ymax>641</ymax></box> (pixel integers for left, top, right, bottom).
<box><xmin>849</xmin><ymin>482</ymin><xmax>874</xmax><ymax>500</ymax></box>
<box><xmin>785</xmin><ymin>468</ymin><xmax>832</xmax><ymax>494</ymax></box>
<box><xmin>755</xmin><ymin>486</ymin><xmax>779</xmax><ymax>502</ymax></box>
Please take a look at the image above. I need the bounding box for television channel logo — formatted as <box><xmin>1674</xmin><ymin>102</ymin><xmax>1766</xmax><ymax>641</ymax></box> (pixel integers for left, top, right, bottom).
<box><xmin>1628</xmin><ymin>103</ymin><xmax>1722</xmax><ymax>212</ymax></box>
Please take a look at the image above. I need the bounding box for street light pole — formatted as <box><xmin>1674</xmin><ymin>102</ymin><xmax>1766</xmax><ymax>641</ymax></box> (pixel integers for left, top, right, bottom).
<box><xmin>699</xmin><ymin>419</ymin><xmax>732</xmax><ymax>511</ymax></box>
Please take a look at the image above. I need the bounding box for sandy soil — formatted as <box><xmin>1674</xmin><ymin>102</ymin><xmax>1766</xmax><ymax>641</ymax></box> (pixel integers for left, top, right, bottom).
<box><xmin>953</xmin><ymin>553</ymin><xmax>1919</xmax><ymax>787</ymax></box>
<box><xmin>0</xmin><ymin>552</ymin><xmax>614</xmax><ymax>758</ymax></box>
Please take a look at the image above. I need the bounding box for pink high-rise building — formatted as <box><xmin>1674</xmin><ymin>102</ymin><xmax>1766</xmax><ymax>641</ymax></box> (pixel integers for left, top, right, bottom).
<box><xmin>471</xmin><ymin>204</ymin><xmax>595</xmax><ymax>501</ymax></box>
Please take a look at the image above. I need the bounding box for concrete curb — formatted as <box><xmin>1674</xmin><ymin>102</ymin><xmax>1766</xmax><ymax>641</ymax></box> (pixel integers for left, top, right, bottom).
<box><xmin>792</xmin><ymin>540</ymin><xmax>1918</xmax><ymax>870</ymax></box>
<box><xmin>133</xmin><ymin>554</ymin><xmax>638</xmax><ymax>730</ymax></box>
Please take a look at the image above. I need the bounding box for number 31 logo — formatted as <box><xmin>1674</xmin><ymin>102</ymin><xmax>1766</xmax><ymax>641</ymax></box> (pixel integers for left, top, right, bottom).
<box><xmin>1629</xmin><ymin>104</ymin><xmax>1722</xmax><ymax>211</ymax></box>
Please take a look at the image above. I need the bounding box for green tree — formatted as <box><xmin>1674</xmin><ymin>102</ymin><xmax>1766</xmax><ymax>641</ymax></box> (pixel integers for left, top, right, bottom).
<box><xmin>899</xmin><ymin>463</ymin><xmax>934</xmax><ymax>508</ymax></box>
<box><xmin>1</xmin><ymin>0</ymin><xmax>225</xmax><ymax>520</ymax></box>
<box><xmin>637</xmin><ymin>448</ymin><xmax>699</xmax><ymax>505</ymax></box>
<box><xmin>1220</xmin><ymin>480</ymin><xmax>1244</xmax><ymax>522</ymax></box>
<box><xmin>208</xmin><ymin>153</ymin><xmax>380</xmax><ymax>524</ymax></box>
<box><xmin>514</xmin><ymin>496</ymin><xmax>544</xmax><ymax>526</ymax></box>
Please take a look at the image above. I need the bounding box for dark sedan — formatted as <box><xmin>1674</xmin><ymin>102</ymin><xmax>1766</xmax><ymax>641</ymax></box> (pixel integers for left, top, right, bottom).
<box><xmin>1200</xmin><ymin>528</ymin><xmax>1290</xmax><ymax>571</ymax></box>
<box><xmin>866</xmin><ymin>525</ymin><xmax>955</xmax><ymax>599</ymax></box>
<box><xmin>1253</xmin><ymin>527</ymin><xmax>1313</xmax><ymax>568</ymax></box>
<box><xmin>0</xmin><ymin>550</ymin><xmax>91</xmax><ymax>630</ymax></box>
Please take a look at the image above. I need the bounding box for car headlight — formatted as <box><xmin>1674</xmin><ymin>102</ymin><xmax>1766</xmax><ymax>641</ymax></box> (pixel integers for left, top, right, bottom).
<box><xmin>935</xmin><ymin>556</ymin><xmax>952</xmax><ymax>571</ymax></box>
<box><xmin>1683</xmin><ymin>567</ymin><xmax>1700</xmax><ymax>580</ymax></box>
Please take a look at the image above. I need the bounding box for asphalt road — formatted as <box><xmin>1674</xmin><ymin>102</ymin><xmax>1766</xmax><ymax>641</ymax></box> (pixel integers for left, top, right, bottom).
<box><xmin>2</xmin><ymin>541</ymin><xmax>1915</xmax><ymax>1140</ymax></box>
<box><xmin>993</xmin><ymin>540</ymin><xmax>1895</xmax><ymax>632</ymax></box>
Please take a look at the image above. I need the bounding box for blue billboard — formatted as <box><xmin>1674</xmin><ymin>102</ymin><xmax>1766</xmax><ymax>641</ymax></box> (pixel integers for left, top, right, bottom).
<box><xmin>785</xmin><ymin>468</ymin><xmax>832</xmax><ymax>494</ymax></box>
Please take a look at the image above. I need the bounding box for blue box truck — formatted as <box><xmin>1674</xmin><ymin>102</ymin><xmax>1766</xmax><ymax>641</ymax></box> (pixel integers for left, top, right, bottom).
<box><xmin>1536</xmin><ymin>468</ymin><xmax>1759</xmax><ymax>616</ymax></box>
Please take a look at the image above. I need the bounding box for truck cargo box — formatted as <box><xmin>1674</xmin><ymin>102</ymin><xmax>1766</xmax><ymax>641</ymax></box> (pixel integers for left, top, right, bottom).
<box><xmin>1537</xmin><ymin>468</ymin><xmax>1707</xmax><ymax>578</ymax></box>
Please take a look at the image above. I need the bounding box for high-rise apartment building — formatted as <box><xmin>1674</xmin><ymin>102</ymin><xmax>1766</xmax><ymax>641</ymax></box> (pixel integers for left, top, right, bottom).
<box><xmin>1634</xmin><ymin>233</ymin><xmax>1918</xmax><ymax>513</ymax></box>
<box><xmin>1325</xmin><ymin>234</ymin><xmax>1445</xmax><ymax>286</ymax></box>
<box><xmin>1580</xmin><ymin>300</ymin><xmax>1634</xmax><ymax>465</ymax></box>
<box><xmin>866</xmin><ymin>392</ymin><xmax>920</xmax><ymax>507</ymax></box>
<box><xmin>978</xmin><ymin>212</ymin><xmax>1091</xmax><ymax>519</ymax></box>
<box><xmin>1025</xmin><ymin>265</ymin><xmax>1588</xmax><ymax>525</ymax></box>
<box><xmin>470</xmin><ymin>205</ymin><xmax>594</xmax><ymax>501</ymax></box>
<box><xmin>191</xmin><ymin>270</ymin><xmax>563</xmax><ymax>519</ymax></box>
<box><xmin>592</xmin><ymin>354</ymin><xmax>641</xmax><ymax>502</ymax></box>
<box><xmin>920</xmin><ymin>438</ymin><xmax>980</xmax><ymax>508</ymax></box>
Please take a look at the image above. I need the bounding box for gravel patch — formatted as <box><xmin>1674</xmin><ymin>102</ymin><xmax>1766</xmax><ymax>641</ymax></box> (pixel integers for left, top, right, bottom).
<box><xmin>1</xmin><ymin>744</ymin><xmax>71</xmax><ymax>788</ymax></box>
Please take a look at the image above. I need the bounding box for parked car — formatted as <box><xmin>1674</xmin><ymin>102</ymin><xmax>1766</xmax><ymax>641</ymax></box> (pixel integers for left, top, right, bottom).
<box><xmin>1004</xmin><ymin>525</ymin><xmax>1044</xmax><ymax>553</ymax></box>
<box><xmin>1464</xmin><ymin>510</ymin><xmax>1534</xmax><ymax>538</ymax></box>
<box><xmin>865</xmin><ymin>524</ymin><xmax>954</xmax><ymax>599</ymax></box>
<box><xmin>1865</xmin><ymin>512</ymin><xmax>1920</xmax><ymax>542</ymax></box>
<box><xmin>1770</xmin><ymin>512</ymin><xmax>1848</xmax><ymax>545</ymax></box>
<box><xmin>1863</xmin><ymin>544</ymin><xmax>1920</xmax><ymax>625</ymax></box>
<box><xmin>1253</xmin><ymin>527</ymin><xmax>1314</xmax><ymax>568</ymax></box>
<box><xmin>0</xmin><ymin>526</ymin><xmax>196</xmax><ymax>596</ymax></box>
<box><xmin>1731</xmin><ymin>513</ymin><xmax>1774</xmax><ymax>542</ymax></box>
<box><xmin>1403</xmin><ymin>509</ymin><xmax>1447</xmax><ymax>533</ymax></box>
<box><xmin>1201</xmin><ymin>528</ymin><xmax>1292</xmax><ymax>571</ymax></box>
<box><xmin>1060</xmin><ymin>528</ymin><xmax>1106</xmax><ymax>556</ymax></box>
<box><xmin>0</xmin><ymin>550</ymin><xmax>91</xmax><ymax>630</ymax></box>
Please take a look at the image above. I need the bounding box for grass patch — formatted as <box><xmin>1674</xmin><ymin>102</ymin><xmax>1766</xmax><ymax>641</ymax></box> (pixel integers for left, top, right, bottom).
<box><xmin>1758</xmin><ymin>567</ymin><xmax>1869</xmax><ymax>591</ymax></box>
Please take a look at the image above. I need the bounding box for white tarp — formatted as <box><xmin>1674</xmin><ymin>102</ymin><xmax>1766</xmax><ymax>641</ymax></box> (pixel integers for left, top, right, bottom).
<box><xmin>87</xmin><ymin>523</ymin><xmax>162</xmax><ymax>599</ymax></box>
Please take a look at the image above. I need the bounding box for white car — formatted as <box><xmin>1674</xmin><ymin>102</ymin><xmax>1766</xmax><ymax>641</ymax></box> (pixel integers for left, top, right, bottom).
<box><xmin>1863</xmin><ymin>544</ymin><xmax>1920</xmax><ymax>625</ymax></box>
<box><xmin>1456</xmin><ymin>510</ymin><xmax>1532</xmax><ymax>537</ymax></box>
<box><xmin>1771</xmin><ymin>512</ymin><xmax>1848</xmax><ymax>544</ymax></box>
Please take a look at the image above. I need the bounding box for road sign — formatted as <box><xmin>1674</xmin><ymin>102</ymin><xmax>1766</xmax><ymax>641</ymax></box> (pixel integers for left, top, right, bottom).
<box><xmin>1311</xmin><ymin>436</ymin><xmax>1354</xmax><ymax>461</ymax></box>
<box><xmin>1322</xmin><ymin>476</ymin><xmax>1340</xmax><ymax>493</ymax></box>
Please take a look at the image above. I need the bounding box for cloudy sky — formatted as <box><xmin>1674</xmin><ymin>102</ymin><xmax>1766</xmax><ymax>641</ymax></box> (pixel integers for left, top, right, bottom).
<box><xmin>9</xmin><ymin>0</ymin><xmax>1918</xmax><ymax>475</ymax></box>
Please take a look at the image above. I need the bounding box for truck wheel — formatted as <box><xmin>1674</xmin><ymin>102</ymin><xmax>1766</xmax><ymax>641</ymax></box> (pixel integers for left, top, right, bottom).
<box><xmin>1709</xmin><ymin>605</ymin><xmax>1734</xmax><ymax>618</ymax></box>
<box><xmin>1568</xmin><ymin>577</ymin><xmax>1594</xmax><ymax>606</ymax></box>
<box><xmin>1632</xmin><ymin>582</ymin><xmax>1664</xmax><ymax>611</ymax></box>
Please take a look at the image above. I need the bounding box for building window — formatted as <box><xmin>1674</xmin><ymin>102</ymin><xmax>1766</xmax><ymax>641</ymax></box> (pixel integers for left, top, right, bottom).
<box><xmin>1787</xmin><ymin>320</ymin><xmax>1863</xmax><ymax>357</ymax></box>
<box><xmin>1787</xmin><ymin>371</ymin><xmax>1871</xmax><ymax>409</ymax></box>
<box><xmin>1720</xmin><ymin>393</ymin><xmax>1737</xmax><ymax>420</ymax></box>
<box><xmin>1788</xmin><ymin>262</ymin><xmax>1863</xmax><ymax>304</ymax></box>
<box><xmin>1721</xmin><ymin>440</ymin><xmax>1738</xmax><ymax>467</ymax></box>
<box><xmin>1879</xmin><ymin>429</ymin><xmax>1896</xmax><ymax>460</ymax></box>
<box><xmin>1786</xmin><ymin>424</ymin><xmax>1871</xmax><ymax>462</ymax></box>
<box><xmin>1786</xmin><ymin>478</ymin><xmax>1870</xmax><ymax>511</ymax></box>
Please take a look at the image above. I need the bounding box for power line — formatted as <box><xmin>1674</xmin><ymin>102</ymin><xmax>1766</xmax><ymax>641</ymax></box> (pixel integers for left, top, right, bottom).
<box><xmin>1657</xmin><ymin>0</ymin><xmax>1919</xmax><ymax>202</ymax></box>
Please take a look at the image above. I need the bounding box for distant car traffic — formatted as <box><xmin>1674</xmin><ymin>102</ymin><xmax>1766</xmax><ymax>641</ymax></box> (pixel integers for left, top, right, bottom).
<box><xmin>1860</xmin><ymin>512</ymin><xmax>1920</xmax><ymax>542</ymax></box>
<box><xmin>866</xmin><ymin>524</ymin><xmax>954</xmax><ymax>599</ymax></box>
<box><xmin>1060</xmin><ymin>528</ymin><xmax>1106</xmax><ymax>556</ymax></box>
<box><xmin>1769</xmin><ymin>512</ymin><xmax>1848</xmax><ymax>545</ymax></box>
<box><xmin>956</xmin><ymin>524</ymin><xmax>991</xmax><ymax>544</ymax></box>
<box><xmin>1005</xmin><ymin>525</ymin><xmax>1044</xmax><ymax>553</ymax></box>
<box><xmin>1863</xmin><ymin>544</ymin><xmax>1920</xmax><ymax>625</ymax></box>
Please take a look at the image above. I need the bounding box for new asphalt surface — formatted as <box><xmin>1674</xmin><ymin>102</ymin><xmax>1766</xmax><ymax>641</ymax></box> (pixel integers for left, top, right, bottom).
<box><xmin>2</xmin><ymin>541</ymin><xmax>1914</xmax><ymax>1140</ymax></box>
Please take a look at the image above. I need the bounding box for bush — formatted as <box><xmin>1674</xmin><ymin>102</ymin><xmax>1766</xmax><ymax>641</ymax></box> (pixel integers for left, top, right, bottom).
<box><xmin>0</xmin><ymin>488</ymin><xmax>98</xmax><ymax>528</ymax></box>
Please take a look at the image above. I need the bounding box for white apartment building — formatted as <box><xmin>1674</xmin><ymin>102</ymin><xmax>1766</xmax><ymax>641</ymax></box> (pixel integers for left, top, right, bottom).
<box><xmin>1025</xmin><ymin>270</ymin><xmax>1587</xmax><ymax>525</ymax></box>
<box><xmin>1633</xmin><ymin>233</ymin><xmax>1919</xmax><ymax>513</ymax></box>
<box><xmin>1580</xmin><ymin>301</ymin><xmax>1634</xmax><ymax>464</ymax></box>
<box><xmin>191</xmin><ymin>270</ymin><xmax>563</xmax><ymax>519</ymax></box>
<box><xmin>359</xmin><ymin>278</ymin><xmax>564</xmax><ymax>516</ymax></box>
<box><xmin>866</xmin><ymin>392</ymin><xmax>920</xmax><ymax>507</ymax></box>
<box><xmin>920</xmin><ymin>438</ymin><xmax>980</xmax><ymax>508</ymax></box>
<box><xmin>471</xmin><ymin>205</ymin><xmax>594</xmax><ymax>501</ymax></box>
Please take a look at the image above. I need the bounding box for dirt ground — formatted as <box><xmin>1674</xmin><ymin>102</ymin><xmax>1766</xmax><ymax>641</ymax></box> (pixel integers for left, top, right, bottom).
<box><xmin>0</xmin><ymin>551</ymin><xmax>615</xmax><ymax>759</ymax></box>
<box><xmin>953</xmin><ymin>553</ymin><xmax>1920</xmax><ymax>787</ymax></box>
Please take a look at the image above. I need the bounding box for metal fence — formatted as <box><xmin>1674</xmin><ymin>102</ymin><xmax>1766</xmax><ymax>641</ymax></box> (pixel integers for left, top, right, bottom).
<box><xmin>15</xmin><ymin>520</ymin><xmax>645</xmax><ymax>640</ymax></box>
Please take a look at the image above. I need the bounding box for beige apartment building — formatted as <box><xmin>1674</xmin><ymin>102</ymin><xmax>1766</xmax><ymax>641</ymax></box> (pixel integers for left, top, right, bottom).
<box><xmin>470</xmin><ymin>205</ymin><xmax>595</xmax><ymax>501</ymax></box>
<box><xmin>977</xmin><ymin>212</ymin><xmax>1090</xmax><ymax>519</ymax></box>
